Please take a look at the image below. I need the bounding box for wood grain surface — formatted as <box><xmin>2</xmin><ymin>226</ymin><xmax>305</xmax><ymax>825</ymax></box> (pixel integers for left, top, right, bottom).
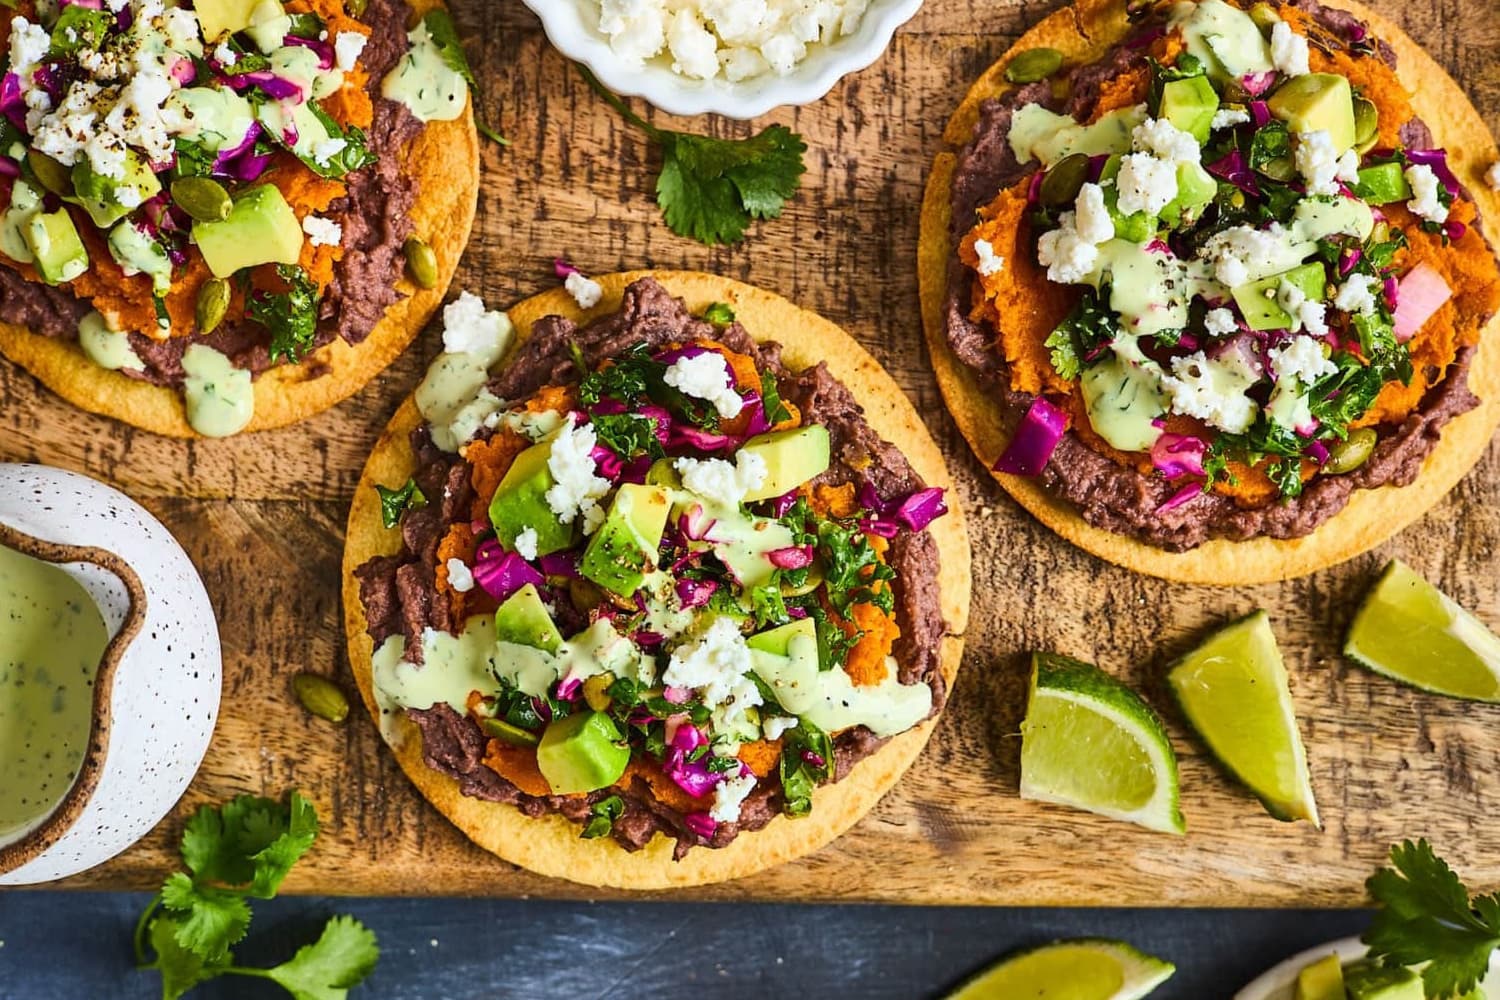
<box><xmin>4</xmin><ymin>0</ymin><xmax>1500</xmax><ymax>906</ymax></box>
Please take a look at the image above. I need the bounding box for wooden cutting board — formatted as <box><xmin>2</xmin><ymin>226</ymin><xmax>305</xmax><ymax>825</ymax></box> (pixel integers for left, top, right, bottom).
<box><xmin>4</xmin><ymin>0</ymin><xmax>1500</xmax><ymax>906</ymax></box>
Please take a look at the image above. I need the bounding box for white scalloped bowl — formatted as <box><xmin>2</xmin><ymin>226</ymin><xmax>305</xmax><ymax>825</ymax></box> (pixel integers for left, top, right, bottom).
<box><xmin>519</xmin><ymin>0</ymin><xmax>924</xmax><ymax>119</ymax></box>
<box><xmin>1235</xmin><ymin>937</ymin><xmax>1500</xmax><ymax>1000</ymax></box>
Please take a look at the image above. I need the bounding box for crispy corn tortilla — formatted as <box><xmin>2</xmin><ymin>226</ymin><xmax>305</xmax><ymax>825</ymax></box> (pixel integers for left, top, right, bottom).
<box><xmin>0</xmin><ymin>0</ymin><xmax>478</xmax><ymax>438</ymax></box>
<box><xmin>918</xmin><ymin>0</ymin><xmax>1500</xmax><ymax>585</ymax></box>
<box><xmin>341</xmin><ymin>271</ymin><xmax>971</xmax><ymax>890</ymax></box>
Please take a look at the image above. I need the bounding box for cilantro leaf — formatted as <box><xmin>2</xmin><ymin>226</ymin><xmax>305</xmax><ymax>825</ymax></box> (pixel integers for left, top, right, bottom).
<box><xmin>297</xmin><ymin>105</ymin><xmax>378</xmax><ymax>179</ymax></box>
<box><xmin>246</xmin><ymin>789</ymin><xmax>319</xmax><ymax>898</ymax></box>
<box><xmin>1046</xmin><ymin>288</ymin><xmax>1119</xmax><ymax>381</ymax></box>
<box><xmin>578</xmin><ymin>342</ymin><xmax>658</xmax><ymax>405</ymax></box>
<box><xmin>778</xmin><ymin>720</ymin><xmax>834</xmax><ymax>817</ymax></box>
<box><xmin>1364</xmin><ymin>839</ymin><xmax>1500</xmax><ymax>999</ymax></box>
<box><xmin>422</xmin><ymin>10</ymin><xmax>475</xmax><ymax>89</ymax></box>
<box><xmin>590</xmin><ymin>412</ymin><xmax>664</xmax><ymax>461</ymax></box>
<box><xmin>702</xmin><ymin>302</ymin><xmax>736</xmax><ymax>326</ymax></box>
<box><xmin>375</xmin><ymin>478</ymin><xmax>427</xmax><ymax>529</ymax></box>
<box><xmin>253</xmin><ymin>264</ymin><xmax>323</xmax><ymax>364</ymax></box>
<box><xmin>48</xmin><ymin>5</ymin><xmax>112</xmax><ymax>57</ymax></box>
<box><xmin>144</xmin><ymin>915</ymin><xmax>220</xmax><ymax>1000</ymax></box>
<box><xmin>582</xmin><ymin>67</ymin><xmax>806</xmax><ymax>246</ymax></box>
<box><xmin>265</xmin><ymin>915</ymin><xmax>380</xmax><ymax>1000</ymax></box>
<box><xmin>580</xmin><ymin>795</ymin><xmax>625</xmax><ymax>840</ymax></box>
<box><xmin>161</xmin><ymin>872</ymin><xmax>253</xmax><ymax>964</ymax></box>
<box><xmin>760</xmin><ymin>370</ymin><xmax>791</xmax><ymax>426</ymax></box>
<box><xmin>817</xmin><ymin>520</ymin><xmax>896</xmax><ymax>616</ymax></box>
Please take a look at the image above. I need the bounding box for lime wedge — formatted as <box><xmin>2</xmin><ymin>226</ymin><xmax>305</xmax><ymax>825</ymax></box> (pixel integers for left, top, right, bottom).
<box><xmin>948</xmin><ymin>939</ymin><xmax>1175</xmax><ymax>1000</ymax></box>
<box><xmin>1020</xmin><ymin>652</ymin><xmax>1185</xmax><ymax>835</ymax></box>
<box><xmin>1345</xmin><ymin>559</ymin><xmax>1500</xmax><ymax>702</ymax></box>
<box><xmin>1166</xmin><ymin>611</ymin><xmax>1319</xmax><ymax>825</ymax></box>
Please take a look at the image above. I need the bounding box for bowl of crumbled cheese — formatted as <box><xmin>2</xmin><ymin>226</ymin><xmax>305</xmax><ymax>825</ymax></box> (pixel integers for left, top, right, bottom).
<box><xmin>521</xmin><ymin>0</ymin><xmax>923</xmax><ymax>118</ymax></box>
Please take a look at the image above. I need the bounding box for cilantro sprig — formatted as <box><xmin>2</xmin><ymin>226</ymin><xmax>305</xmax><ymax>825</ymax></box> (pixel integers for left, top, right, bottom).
<box><xmin>581</xmin><ymin>67</ymin><xmax>807</xmax><ymax>246</ymax></box>
<box><xmin>134</xmin><ymin>791</ymin><xmax>379</xmax><ymax>1000</ymax></box>
<box><xmin>253</xmin><ymin>264</ymin><xmax>323</xmax><ymax>364</ymax></box>
<box><xmin>1364</xmin><ymin>839</ymin><xmax>1500</xmax><ymax>999</ymax></box>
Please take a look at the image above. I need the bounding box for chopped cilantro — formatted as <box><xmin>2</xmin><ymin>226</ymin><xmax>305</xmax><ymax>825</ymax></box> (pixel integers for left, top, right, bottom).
<box><xmin>760</xmin><ymin>369</ymin><xmax>791</xmax><ymax>426</ymax></box>
<box><xmin>703</xmin><ymin>302</ymin><xmax>736</xmax><ymax>326</ymax></box>
<box><xmin>48</xmin><ymin>5</ymin><xmax>112</xmax><ymax>57</ymax></box>
<box><xmin>580</xmin><ymin>795</ymin><xmax>625</xmax><ymax>839</ymax></box>
<box><xmin>421</xmin><ymin>9</ymin><xmax>475</xmax><ymax>88</ymax></box>
<box><xmin>749</xmin><ymin>582</ymin><xmax>790</xmax><ymax>629</ymax></box>
<box><xmin>590</xmin><ymin>411</ymin><xmax>665</xmax><ymax>461</ymax></box>
<box><xmin>252</xmin><ymin>264</ymin><xmax>323</xmax><ymax>364</ymax></box>
<box><xmin>374</xmin><ymin>477</ymin><xmax>426</xmax><ymax>529</ymax></box>
<box><xmin>817</xmin><ymin>520</ymin><xmax>896</xmax><ymax>616</ymax></box>
<box><xmin>578</xmin><ymin>343</ymin><xmax>657</xmax><ymax>406</ymax></box>
<box><xmin>1045</xmin><ymin>287</ymin><xmax>1119</xmax><ymax>380</ymax></box>
<box><xmin>297</xmin><ymin>105</ymin><xmax>377</xmax><ymax>179</ymax></box>
<box><xmin>778</xmin><ymin>720</ymin><xmax>834</xmax><ymax>817</ymax></box>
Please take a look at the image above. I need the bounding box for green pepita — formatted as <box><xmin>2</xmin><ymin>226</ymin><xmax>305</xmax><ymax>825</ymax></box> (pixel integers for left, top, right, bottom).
<box><xmin>195</xmin><ymin>278</ymin><xmax>231</xmax><ymax>335</ymax></box>
<box><xmin>292</xmin><ymin>673</ymin><xmax>350</xmax><ymax>724</ymax></box>
<box><xmin>1005</xmin><ymin>47</ymin><xmax>1064</xmax><ymax>84</ymax></box>
<box><xmin>1324</xmin><ymin>427</ymin><xmax>1378</xmax><ymax>475</ymax></box>
<box><xmin>170</xmin><ymin>177</ymin><xmax>232</xmax><ymax>222</ymax></box>
<box><xmin>404</xmin><ymin>236</ymin><xmax>438</xmax><ymax>289</ymax></box>
<box><xmin>26</xmin><ymin>150</ymin><xmax>72</xmax><ymax>196</ymax></box>
<box><xmin>1353</xmin><ymin>97</ymin><xmax>1380</xmax><ymax>154</ymax></box>
<box><xmin>779</xmin><ymin>563</ymin><xmax>825</xmax><ymax>597</ymax></box>
<box><xmin>480</xmin><ymin>716</ymin><xmax>541</xmax><ymax>748</ymax></box>
<box><xmin>1039</xmin><ymin>153</ymin><xmax>1091</xmax><ymax>207</ymax></box>
<box><xmin>582</xmin><ymin>673</ymin><xmax>615</xmax><ymax>713</ymax></box>
<box><xmin>1248</xmin><ymin>2</ymin><xmax>1281</xmax><ymax>30</ymax></box>
<box><xmin>346</xmin><ymin>0</ymin><xmax>368</xmax><ymax>15</ymax></box>
<box><xmin>1257</xmin><ymin>154</ymin><xmax>1297</xmax><ymax>183</ymax></box>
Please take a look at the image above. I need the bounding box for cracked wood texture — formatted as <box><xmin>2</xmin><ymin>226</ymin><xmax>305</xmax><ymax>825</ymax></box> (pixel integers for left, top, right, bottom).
<box><xmin>4</xmin><ymin>0</ymin><xmax>1500</xmax><ymax>905</ymax></box>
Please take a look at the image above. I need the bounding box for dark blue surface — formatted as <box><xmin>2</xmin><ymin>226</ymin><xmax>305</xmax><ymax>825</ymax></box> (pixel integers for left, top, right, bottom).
<box><xmin>0</xmin><ymin>892</ymin><xmax>1369</xmax><ymax>999</ymax></box>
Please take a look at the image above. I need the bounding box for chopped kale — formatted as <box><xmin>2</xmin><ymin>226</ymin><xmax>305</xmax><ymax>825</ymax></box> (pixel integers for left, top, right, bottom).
<box><xmin>252</xmin><ymin>264</ymin><xmax>322</xmax><ymax>364</ymax></box>
<box><xmin>374</xmin><ymin>478</ymin><xmax>426</xmax><ymax>529</ymax></box>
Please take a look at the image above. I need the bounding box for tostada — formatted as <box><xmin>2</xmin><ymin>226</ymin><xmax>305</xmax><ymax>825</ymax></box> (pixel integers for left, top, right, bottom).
<box><xmin>341</xmin><ymin>273</ymin><xmax>969</xmax><ymax>889</ymax></box>
<box><xmin>0</xmin><ymin>0</ymin><xmax>477</xmax><ymax>437</ymax></box>
<box><xmin>919</xmin><ymin>0</ymin><xmax>1500</xmax><ymax>583</ymax></box>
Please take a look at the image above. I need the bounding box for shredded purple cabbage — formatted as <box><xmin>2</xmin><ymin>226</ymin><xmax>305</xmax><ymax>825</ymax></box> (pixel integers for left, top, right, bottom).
<box><xmin>472</xmin><ymin>539</ymin><xmax>545</xmax><ymax>602</ymax></box>
<box><xmin>993</xmin><ymin>397</ymin><xmax>1068</xmax><ymax>476</ymax></box>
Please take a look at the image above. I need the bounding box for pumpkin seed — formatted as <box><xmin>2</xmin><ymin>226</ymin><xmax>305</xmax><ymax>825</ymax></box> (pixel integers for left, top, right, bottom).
<box><xmin>1353</xmin><ymin>97</ymin><xmax>1380</xmax><ymax>154</ymax></box>
<box><xmin>1257</xmin><ymin>154</ymin><xmax>1296</xmax><ymax>183</ymax></box>
<box><xmin>1005</xmin><ymin>47</ymin><xmax>1064</xmax><ymax>84</ymax></box>
<box><xmin>346</xmin><ymin>0</ymin><xmax>368</xmax><ymax>15</ymax></box>
<box><xmin>293</xmin><ymin>673</ymin><xmax>349</xmax><ymax>724</ymax></box>
<box><xmin>404</xmin><ymin>236</ymin><xmax>438</xmax><ymax>289</ymax></box>
<box><xmin>779</xmin><ymin>563</ymin><xmax>825</xmax><ymax>597</ymax></box>
<box><xmin>1040</xmin><ymin>153</ymin><xmax>1091</xmax><ymax>207</ymax></box>
<box><xmin>582</xmin><ymin>673</ymin><xmax>615</xmax><ymax>712</ymax></box>
<box><xmin>170</xmin><ymin>176</ymin><xmax>232</xmax><ymax>222</ymax></box>
<box><xmin>195</xmin><ymin>278</ymin><xmax>231</xmax><ymax>334</ymax></box>
<box><xmin>1324</xmin><ymin>428</ymin><xmax>1378</xmax><ymax>475</ymax></box>
<box><xmin>26</xmin><ymin>150</ymin><xmax>72</xmax><ymax>196</ymax></box>
<box><xmin>480</xmin><ymin>717</ymin><xmax>541</xmax><ymax>747</ymax></box>
<box><xmin>1248</xmin><ymin>2</ymin><xmax>1280</xmax><ymax>30</ymax></box>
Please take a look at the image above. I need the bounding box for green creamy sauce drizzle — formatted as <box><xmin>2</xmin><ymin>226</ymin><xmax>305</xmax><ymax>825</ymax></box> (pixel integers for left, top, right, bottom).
<box><xmin>0</xmin><ymin>545</ymin><xmax>108</xmax><ymax>841</ymax></box>
<box><xmin>381</xmin><ymin>21</ymin><xmax>468</xmax><ymax>123</ymax></box>
<box><xmin>77</xmin><ymin>310</ymin><xmax>144</xmax><ymax>372</ymax></box>
<box><xmin>750</xmin><ymin>633</ymin><xmax>931</xmax><ymax>738</ymax></box>
<box><xmin>181</xmin><ymin>344</ymin><xmax>254</xmax><ymax>438</ymax></box>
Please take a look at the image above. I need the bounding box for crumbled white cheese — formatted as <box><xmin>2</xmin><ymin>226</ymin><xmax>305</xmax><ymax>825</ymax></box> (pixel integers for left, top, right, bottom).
<box><xmin>1204</xmin><ymin>307</ymin><xmax>1238</xmax><ymax>338</ymax></box>
<box><xmin>441</xmin><ymin>291</ymin><xmax>513</xmax><ymax>360</ymax></box>
<box><xmin>313</xmin><ymin>137</ymin><xmax>349</xmax><ymax>166</ymax></box>
<box><xmin>1132</xmin><ymin>117</ymin><xmax>1201</xmax><ymax>166</ymax></box>
<box><xmin>544</xmin><ymin>415</ymin><xmax>612</xmax><ymax>527</ymax></box>
<box><xmin>972</xmin><ymin>237</ymin><xmax>1005</xmax><ymax>277</ymax></box>
<box><xmin>1211</xmin><ymin>108</ymin><xmax>1251</xmax><ymax>131</ymax></box>
<box><xmin>761</xmin><ymin>715</ymin><xmax>798</xmax><ymax>741</ymax></box>
<box><xmin>1405</xmin><ymin>163</ymin><xmax>1449</xmax><ymax>224</ymax></box>
<box><xmin>1116</xmin><ymin>152</ymin><xmax>1180</xmax><ymax>217</ymax></box>
<box><xmin>1162</xmin><ymin>350</ymin><xmax>1259</xmax><ymax>434</ymax></box>
<box><xmin>215</xmin><ymin>42</ymin><xmax>238</xmax><ymax>66</ymax></box>
<box><xmin>1269</xmin><ymin>334</ymin><xmax>1337</xmax><ymax>387</ymax></box>
<box><xmin>667</xmin><ymin>9</ymin><xmax>720</xmax><ymax>79</ymax></box>
<box><xmin>1487</xmin><ymin>162</ymin><xmax>1500</xmax><ymax>192</ymax></box>
<box><xmin>1334</xmin><ymin>273</ymin><xmax>1380</xmax><ymax>316</ymax></box>
<box><xmin>663</xmin><ymin>617</ymin><xmax>763</xmax><ymax>720</ymax></box>
<box><xmin>1277</xmin><ymin>279</ymin><xmax>1329</xmax><ymax>337</ymax></box>
<box><xmin>564</xmin><ymin>270</ymin><xmax>604</xmax><ymax>310</ymax></box>
<box><xmin>1270</xmin><ymin>20</ymin><xmax>1310</xmax><ymax>77</ymax></box>
<box><xmin>301</xmin><ymin>214</ymin><xmax>342</xmax><ymax>247</ymax></box>
<box><xmin>334</xmin><ymin>31</ymin><xmax>368</xmax><ymax>72</ymax></box>
<box><xmin>674</xmin><ymin>450</ymin><xmax>768</xmax><ymax>507</ymax></box>
<box><xmin>1295</xmin><ymin>130</ymin><xmax>1346</xmax><ymax>197</ymax></box>
<box><xmin>513</xmin><ymin>526</ymin><xmax>539</xmax><ymax>561</ymax></box>
<box><xmin>1074</xmin><ymin>182</ymin><xmax>1115</xmax><ymax>244</ymax></box>
<box><xmin>1200</xmin><ymin>224</ymin><xmax>1289</xmax><ymax>288</ymax></box>
<box><xmin>598</xmin><ymin>0</ymin><xmax>668</xmax><ymax>65</ymax></box>
<box><xmin>663</xmin><ymin>351</ymin><xmax>745</xmax><ymax>419</ymax></box>
<box><xmin>1037</xmin><ymin>212</ymin><xmax>1101</xmax><ymax>285</ymax></box>
<box><xmin>709</xmin><ymin>772</ymin><xmax>758</xmax><ymax>823</ymax></box>
<box><xmin>444</xmin><ymin>558</ymin><xmax>474</xmax><ymax>593</ymax></box>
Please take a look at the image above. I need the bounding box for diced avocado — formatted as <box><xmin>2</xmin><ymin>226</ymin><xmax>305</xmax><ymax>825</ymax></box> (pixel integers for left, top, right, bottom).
<box><xmin>244</xmin><ymin>0</ymin><xmax>292</xmax><ymax>53</ymax></box>
<box><xmin>1159</xmin><ymin>162</ymin><xmax>1218</xmax><ymax>228</ymax></box>
<box><xmin>1159</xmin><ymin>75</ymin><xmax>1219</xmax><ymax>144</ymax></box>
<box><xmin>494</xmin><ymin>583</ymin><xmax>563</xmax><ymax>654</ymax></box>
<box><xmin>1267</xmin><ymin>73</ymin><xmax>1356</xmax><ymax>154</ymax></box>
<box><xmin>1353</xmin><ymin>162</ymin><xmax>1411</xmax><ymax>206</ymax></box>
<box><xmin>191</xmin><ymin>184</ymin><xmax>302</xmax><ymax>278</ymax></box>
<box><xmin>746</xmin><ymin>617</ymin><xmax>817</xmax><ymax>657</ymax></box>
<box><xmin>1099</xmin><ymin>155</ymin><xmax>1157</xmax><ymax>242</ymax></box>
<box><xmin>739</xmin><ymin>425</ymin><xmax>831</xmax><ymax>502</ymax></box>
<box><xmin>24</xmin><ymin>209</ymin><xmax>88</xmax><ymax>284</ymax></box>
<box><xmin>535</xmin><ymin>710</ymin><xmax>630</xmax><ymax>794</ymax></box>
<box><xmin>579</xmin><ymin>484</ymin><xmax>671</xmax><ymax>598</ymax></box>
<box><xmin>69</xmin><ymin>152</ymin><xmax>162</xmax><ymax>229</ymax></box>
<box><xmin>1231</xmin><ymin>261</ymin><xmax>1327</xmax><ymax>331</ymax></box>
<box><xmin>108</xmin><ymin>220</ymin><xmax>172</xmax><ymax>294</ymax></box>
<box><xmin>193</xmin><ymin>0</ymin><xmax>261</xmax><ymax>39</ymax></box>
<box><xmin>487</xmin><ymin>440</ymin><xmax>578</xmax><ymax>557</ymax></box>
<box><xmin>1341</xmin><ymin>960</ymin><xmax>1423</xmax><ymax>1000</ymax></box>
<box><xmin>1293</xmin><ymin>954</ymin><xmax>1345</xmax><ymax>1000</ymax></box>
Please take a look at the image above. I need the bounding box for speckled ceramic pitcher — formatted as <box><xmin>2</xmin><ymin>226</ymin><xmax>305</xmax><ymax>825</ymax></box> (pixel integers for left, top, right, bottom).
<box><xmin>0</xmin><ymin>463</ymin><xmax>221</xmax><ymax>885</ymax></box>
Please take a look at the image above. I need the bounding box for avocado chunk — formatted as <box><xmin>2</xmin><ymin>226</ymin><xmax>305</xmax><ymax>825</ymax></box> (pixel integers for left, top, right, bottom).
<box><xmin>1268</xmin><ymin>73</ymin><xmax>1356</xmax><ymax>154</ymax></box>
<box><xmin>1232</xmin><ymin>261</ymin><xmax>1327</xmax><ymax>331</ymax></box>
<box><xmin>1293</xmin><ymin>954</ymin><xmax>1345</xmax><ymax>1000</ymax></box>
<box><xmin>191</xmin><ymin>184</ymin><xmax>302</xmax><ymax>278</ymax></box>
<box><xmin>1160</xmin><ymin>161</ymin><xmax>1218</xmax><ymax>228</ymax></box>
<box><xmin>535</xmin><ymin>710</ymin><xmax>630</xmax><ymax>794</ymax></box>
<box><xmin>738</xmin><ymin>425</ymin><xmax>831</xmax><ymax>502</ymax></box>
<box><xmin>487</xmin><ymin>439</ymin><xmax>579</xmax><ymax>557</ymax></box>
<box><xmin>579</xmin><ymin>484</ymin><xmax>671</xmax><ymax>598</ymax></box>
<box><xmin>70</xmin><ymin>152</ymin><xmax>162</xmax><ymax>229</ymax></box>
<box><xmin>1341</xmin><ymin>961</ymin><xmax>1423</xmax><ymax>1000</ymax></box>
<box><xmin>24</xmin><ymin>209</ymin><xmax>88</xmax><ymax>284</ymax></box>
<box><xmin>494</xmin><ymin>583</ymin><xmax>563</xmax><ymax>653</ymax></box>
<box><xmin>1353</xmin><ymin>162</ymin><xmax>1411</xmax><ymax>206</ymax></box>
<box><xmin>1099</xmin><ymin>155</ymin><xmax>1157</xmax><ymax>242</ymax></box>
<box><xmin>1159</xmin><ymin>75</ymin><xmax>1219</xmax><ymax>144</ymax></box>
<box><xmin>747</xmin><ymin>617</ymin><xmax>817</xmax><ymax>657</ymax></box>
<box><xmin>193</xmin><ymin>0</ymin><xmax>262</xmax><ymax>39</ymax></box>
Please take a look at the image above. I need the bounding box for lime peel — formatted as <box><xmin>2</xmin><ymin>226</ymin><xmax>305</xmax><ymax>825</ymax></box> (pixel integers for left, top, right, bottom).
<box><xmin>947</xmin><ymin>938</ymin><xmax>1175</xmax><ymax>1000</ymax></box>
